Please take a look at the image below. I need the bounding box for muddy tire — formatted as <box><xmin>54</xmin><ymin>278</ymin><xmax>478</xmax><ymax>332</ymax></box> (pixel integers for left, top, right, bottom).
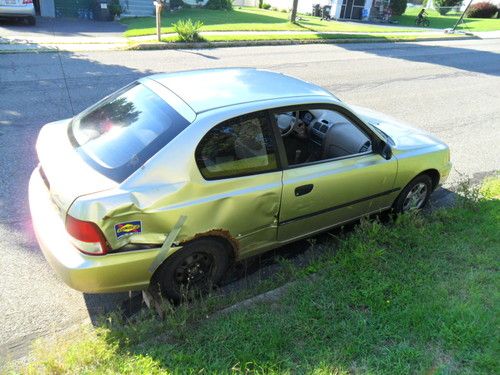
<box><xmin>153</xmin><ymin>238</ymin><xmax>230</xmax><ymax>302</ymax></box>
<box><xmin>393</xmin><ymin>174</ymin><xmax>433</xmax><ymax>213</ymax></box>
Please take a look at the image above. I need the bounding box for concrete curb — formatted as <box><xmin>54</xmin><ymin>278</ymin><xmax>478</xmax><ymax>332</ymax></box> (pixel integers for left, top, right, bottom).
<box><xmin>128</xmin><ymin>35</ymin><xmax>477</xmax><ymax>51</ymax></box>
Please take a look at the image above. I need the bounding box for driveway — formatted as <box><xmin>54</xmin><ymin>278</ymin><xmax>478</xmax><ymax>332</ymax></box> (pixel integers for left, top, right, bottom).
<box><xmin>0</xmin><ymin>38</ymin><xmax>499</xmax><ymax>364</ymax></box>
<box><xmin>0</xmin><ymin>16</ymin><xmax>126</xmax><ymax>43</ymax></box>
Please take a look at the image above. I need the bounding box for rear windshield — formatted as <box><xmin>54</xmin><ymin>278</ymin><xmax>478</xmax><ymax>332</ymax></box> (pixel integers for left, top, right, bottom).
<box><xmin>69</xmin><ymin>82</ymin><xmax>190</xmax><ymax>182</ymax></box>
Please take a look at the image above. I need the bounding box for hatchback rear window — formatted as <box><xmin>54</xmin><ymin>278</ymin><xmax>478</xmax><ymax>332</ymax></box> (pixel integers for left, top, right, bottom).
<box><xmin>69</xmin><ymin>82</ymin><xmax>190</xmax><ymax>182</ymax></box>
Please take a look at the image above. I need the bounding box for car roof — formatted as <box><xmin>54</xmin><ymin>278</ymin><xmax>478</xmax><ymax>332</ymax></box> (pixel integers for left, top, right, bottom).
<box><xmin>147</xmin><ymin>68</ymin><xmax>335</xmax><ymax>114</ymax></box>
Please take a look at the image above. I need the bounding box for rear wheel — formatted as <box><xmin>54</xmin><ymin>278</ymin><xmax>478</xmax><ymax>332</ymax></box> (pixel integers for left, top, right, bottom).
<box><xmin>152</xmin><ymin>238</ymin><xmax>230</xmax><ymax>302</ymax></box>
<box><xmin>423</xmin><ymin>19</ymin><xmax>430</xmax><ymax>27</ymax></box>
<box><xmin>393</xmin><ymin>174</ymin><xmax>433</xmax><ymax>213</ymax></box>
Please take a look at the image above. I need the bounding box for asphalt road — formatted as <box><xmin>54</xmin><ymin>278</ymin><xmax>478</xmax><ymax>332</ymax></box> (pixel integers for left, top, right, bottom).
<box><xmin>0</xmin><ymin>39</ymin><xmax>499</xmax><ymax>361</ymax></box>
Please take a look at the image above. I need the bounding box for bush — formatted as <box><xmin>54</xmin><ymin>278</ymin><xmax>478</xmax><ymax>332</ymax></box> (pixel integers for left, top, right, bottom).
<box><xmin>389</xmin><ymin>0</ymin><xmax>407</xmax><ymax>16</ymax></box>
<box><xmin>466</xmin><ymin>2</ymin><xmax>498</xmax><ymax>18</ymax></box>
<box><xmin>205</xmin><ymin>0</ymin><xmax>233</xmax><ymax>10</ymax></box>
<box><xmin>433</xmin><ymin>0</ymin><xmax>461</xmax><ymax>15</ymax></box>
<box><xmin>172</xmin><ymin>19</ymin><xmax>204</xmax><ymax>42</ymax></box>
<box><xmin>262</xmin><ymin>3</ymin><xmax>271</xmax><ymax>9</ymax></box>
<box><xmin>107</xmin><ymin>0</ymin><xmax>122</xmax><ymax>17</ymax></box>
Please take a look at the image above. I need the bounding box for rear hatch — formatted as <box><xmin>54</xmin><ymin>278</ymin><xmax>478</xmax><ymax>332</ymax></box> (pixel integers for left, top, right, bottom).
<box><xmin>37</xmin><ymin>80</ymin><xmax>193</xmax><ymax>217</ymax></box>
<box><xmin>36</xmin><ymin>119</ymin><xmax>117</xmax><ymax>214</ymax></box>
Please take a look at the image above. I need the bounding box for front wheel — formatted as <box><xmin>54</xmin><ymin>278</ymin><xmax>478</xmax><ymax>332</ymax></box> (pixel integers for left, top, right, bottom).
<box><xmin>423</xmin><ymin>19</ymin><xmax>430</xmax><ymax>27</ymax></box>
<box><xmin>393</xmin><ymin>175</ymin><xmax>433</xmax><ymax>213</ymax></box>
<box><xmin>152</xmin><ymin>238</ymin><xmax>231</xmax><ymax>302</ymax></box>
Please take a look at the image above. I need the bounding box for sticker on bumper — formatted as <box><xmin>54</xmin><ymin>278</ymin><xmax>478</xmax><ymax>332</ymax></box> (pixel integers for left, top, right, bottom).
<box><xmin>115</xmin><ymin>221</ymin><xmax>142</xmax><ymax>238</ymax></box>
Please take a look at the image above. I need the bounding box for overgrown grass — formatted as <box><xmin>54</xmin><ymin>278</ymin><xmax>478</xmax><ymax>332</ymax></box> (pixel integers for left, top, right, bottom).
<box><xmin>18</xmin><ymin>178</ymin><xmax>500</xmax><ymax>374</ymax></box>
<box><xmin>395</xmin><ymin>7</ymin><xmax>500</xmax><ymax>32</ymax></box>
<box><xmin>122</xmin><ymin>7</ymin><xmax>421</xmax><ymax>37</ymax></box>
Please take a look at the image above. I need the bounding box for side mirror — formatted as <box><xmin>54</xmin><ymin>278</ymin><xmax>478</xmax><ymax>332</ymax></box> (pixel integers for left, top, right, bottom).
<box><xmin>381</xmin><ymin>142</ymin><xmax>392</xmax><ymax>160</ymax></box>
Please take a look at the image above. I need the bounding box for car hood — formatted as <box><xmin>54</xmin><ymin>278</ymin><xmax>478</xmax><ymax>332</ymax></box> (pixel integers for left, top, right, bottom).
<box><xmin>36</xmin><ymin>119</ymin><xmax>117</xmax><ymax>214</ymax></box>
<box><xmin>350</xmin><ymin>105</ymin><xmax>445</xmax><ymax>151</ymax></box>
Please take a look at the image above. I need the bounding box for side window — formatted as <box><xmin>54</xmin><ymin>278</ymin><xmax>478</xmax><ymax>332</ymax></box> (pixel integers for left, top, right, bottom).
<box><xmin>196</xmin><ymin>112</ymin><xmax>278</xmax><ymax>179</ymax></box>
<box><xmin>275</xmin><ymin>108</ymin><xmax>372</xmax><ymax>166</ymax></box>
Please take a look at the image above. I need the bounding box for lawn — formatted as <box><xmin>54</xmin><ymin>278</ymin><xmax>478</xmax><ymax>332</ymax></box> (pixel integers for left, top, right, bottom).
<box><xmin>122</xmin><ymin>7</ymin><xmax>500</xmax><ymax>37</ymax></box>
<box><xmin>122</xmin><ymin>7</ymin><xmax>421</xmax><ymax>37</ymax></box>
<box><xmin>19</xmin><ymin>178</ymin><xmax>500</xmax><ymax>374</ymax></box>
<box><xmin>395</xmin><ymin>7</ymin><xmax>500</xmax><ymax>32</ymax></box>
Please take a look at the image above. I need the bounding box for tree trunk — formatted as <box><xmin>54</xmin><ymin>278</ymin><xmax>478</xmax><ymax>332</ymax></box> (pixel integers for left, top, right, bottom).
<box><xmin>290</xmin><ymin>0</ymin><xmax>299</xmax><ymax>23</ymax></box>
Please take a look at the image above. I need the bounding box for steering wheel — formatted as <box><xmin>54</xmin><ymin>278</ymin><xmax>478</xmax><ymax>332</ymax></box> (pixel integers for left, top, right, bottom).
<box><xmin>277</xmin><ymin>111</ymin><xmax>301</xmax><ymax>137</ymax></box>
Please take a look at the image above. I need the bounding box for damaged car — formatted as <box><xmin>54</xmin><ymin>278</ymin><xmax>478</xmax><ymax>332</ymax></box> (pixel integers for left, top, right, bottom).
<box><xmin>29</xmin><ymin>68</ymin><xmax>451</xmax><ymax>301</ymax></box>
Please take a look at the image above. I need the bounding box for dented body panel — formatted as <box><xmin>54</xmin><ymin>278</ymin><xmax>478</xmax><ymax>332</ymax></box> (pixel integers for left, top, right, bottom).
<box><xmin>30</xmin><ymin>68</ymin><xmax>451</xmax><ymax>293</ymax></box>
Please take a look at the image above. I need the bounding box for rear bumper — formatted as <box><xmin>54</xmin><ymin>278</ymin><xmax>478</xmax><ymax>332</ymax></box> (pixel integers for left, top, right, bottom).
<box><xmin>29</xmin><ymin>167</ymin><xmax>163</xmax><ymax>293</ymax></box>
<box><xmin>0</xmin><ymin>5</ymin><xmax>35</xmax><ymax>16</ymax></box>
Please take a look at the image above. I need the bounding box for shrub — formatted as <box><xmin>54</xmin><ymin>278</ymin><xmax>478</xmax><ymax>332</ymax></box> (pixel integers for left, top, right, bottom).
<box><xmin>262</xmin><ymin>3</ymin><xmax>271</xmax><ymax>9</ymax></box>
<box><xmin>205</xmin><ymin>0</ymin><xmax>233</xmax><ymax>10</ymax></box>
<box><xmin>433</xmin><ymin>0</ymin><xmax>461</xmax><ymax>15</ymax></box>
<box><xmin>108</xmin><ymin>0</ymin><xmax>122</xmax><ymax>17</ymax></box>
<box><xmin>172</xmin><ymin>19</ymin><xmax>204</xmax><ymax>42</ymax></box>
<box><xmin>389</xmin><ymin>0</ymin><xmax>407</xmax><ymax>16</ymax></box>
<box><xmin>466</xmin><ymin>2</ymin><xmax>498</xmax><ymax>18</ymax></box>
<box><xmin>170</xmin><ymin>0</ymin><xmax>185</xmax><ymax>8</ymax></box>
<box><xmin>280</xmin><ymin>8</ymin><xmax>288</xmax><ymax>12</ymax></box>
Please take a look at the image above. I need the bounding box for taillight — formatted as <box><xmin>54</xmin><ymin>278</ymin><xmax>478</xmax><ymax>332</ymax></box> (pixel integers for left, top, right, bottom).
<box><xmin>22</xmin><ymin>0</ymin><xmax>33</xmax><ymax>4</ymax></box>
<box><xmin>66</xmin><ymin>215</ymin><xmax>109</xmax><ymax>255</ymax></box>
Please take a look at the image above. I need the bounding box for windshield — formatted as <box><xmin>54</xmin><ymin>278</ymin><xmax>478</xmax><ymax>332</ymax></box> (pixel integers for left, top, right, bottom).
<box><xmin>69</xmin><ymin>82</ymin><xmax>190</xmax><ymax>182</ymax></box>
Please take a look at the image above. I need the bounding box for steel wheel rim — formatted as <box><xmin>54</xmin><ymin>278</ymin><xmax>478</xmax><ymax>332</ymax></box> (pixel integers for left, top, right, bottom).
<box><xmin>174</xmin><ymin>252</ymin><xmax>215</xmax><ymax>289</ymax></box>
<box><xmin>402</xmin><ymin>182</ymin><xmax>428</xmax><ymax>211</ymax></box>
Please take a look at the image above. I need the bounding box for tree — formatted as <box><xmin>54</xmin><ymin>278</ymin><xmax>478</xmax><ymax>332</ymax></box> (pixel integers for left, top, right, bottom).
<box><xmin>290</xmin><ymin>0</ymin><xmax>299</xmax><ymax>23</ymax></box>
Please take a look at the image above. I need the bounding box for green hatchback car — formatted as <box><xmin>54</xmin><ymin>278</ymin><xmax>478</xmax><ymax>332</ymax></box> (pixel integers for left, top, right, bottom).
<box><xmin>29</xmin><ymin>68</ymin><xmax>451</xmax><ymax>301</ymax></box>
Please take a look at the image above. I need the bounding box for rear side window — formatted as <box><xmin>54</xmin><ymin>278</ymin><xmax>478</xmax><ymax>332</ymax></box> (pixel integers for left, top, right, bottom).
<box><xmin>69</xmin><ymin>82</ymin><xmax>190</xmax><ymax>182</ymax></box>
<box><xmin>196</xmin><ymin>112</ymin><xmax>279</xmax><ymax>180</ymax></box>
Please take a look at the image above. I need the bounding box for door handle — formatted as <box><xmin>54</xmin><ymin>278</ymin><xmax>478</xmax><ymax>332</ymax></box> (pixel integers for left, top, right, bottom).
<box><xmin>295</xmin><ymin>184</ymin><xmax>314</xmax><ymax>196</ymax></box>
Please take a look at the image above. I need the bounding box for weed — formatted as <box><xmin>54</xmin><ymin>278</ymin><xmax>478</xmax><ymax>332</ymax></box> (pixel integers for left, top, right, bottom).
<box><xmin>172</xmin><ymin>19</ymin><xmax>204</xmax><ymax>42</ymax></box>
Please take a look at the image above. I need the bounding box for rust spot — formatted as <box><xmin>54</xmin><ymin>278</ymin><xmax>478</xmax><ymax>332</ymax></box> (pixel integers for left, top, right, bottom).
<box><xmin>178</xmin><ymin>228</ymin><xmax>240</xmax><ymax>258</ymax></box>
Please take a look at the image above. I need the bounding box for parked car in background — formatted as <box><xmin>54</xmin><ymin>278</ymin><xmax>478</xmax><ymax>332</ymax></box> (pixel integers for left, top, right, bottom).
<box><xmin>29</xmin><ymin>68</ymin><xmax>451</xmax><ymax>301</ymax></box>
<box><xmin>0</xmin><ymin>0</ymin><xmax>35</xmax><ymax>25</ymax></box>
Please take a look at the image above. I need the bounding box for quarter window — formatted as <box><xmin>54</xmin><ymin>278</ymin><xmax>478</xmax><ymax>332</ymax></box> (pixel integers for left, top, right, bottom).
<box><xmin>196</xmin><ymin>113</ymin><xmax>278</xmax><ymax>179</ymax></box>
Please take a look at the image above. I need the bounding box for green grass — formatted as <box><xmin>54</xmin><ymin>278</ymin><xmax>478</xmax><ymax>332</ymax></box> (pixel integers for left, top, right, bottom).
<box><xmin>122</xmin><ymin>7</ymin><xmax>421</xmax><ymax>37</ymax></box>
<box><xmin>395</xmin><ymin>7</ymin><xmax>500</xmax><ymax>32</ymax></box>
<box><xmin>17</xmin><ymin>178</ymin><xmax>500</xmax><ymax>374</ymax></box>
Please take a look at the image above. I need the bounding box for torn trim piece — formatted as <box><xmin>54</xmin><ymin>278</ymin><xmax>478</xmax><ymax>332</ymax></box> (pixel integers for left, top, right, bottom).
<box><xmin>148</xmin><ymin>215</ymin><xmax>187</xmax><ymax>273</ymax></box>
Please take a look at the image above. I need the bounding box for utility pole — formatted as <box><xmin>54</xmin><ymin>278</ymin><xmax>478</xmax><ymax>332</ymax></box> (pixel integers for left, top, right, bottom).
<box><xmin>452</xmin><ymin>0</ymin><xmax>473</xmax><ymax>32</ymax></box>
